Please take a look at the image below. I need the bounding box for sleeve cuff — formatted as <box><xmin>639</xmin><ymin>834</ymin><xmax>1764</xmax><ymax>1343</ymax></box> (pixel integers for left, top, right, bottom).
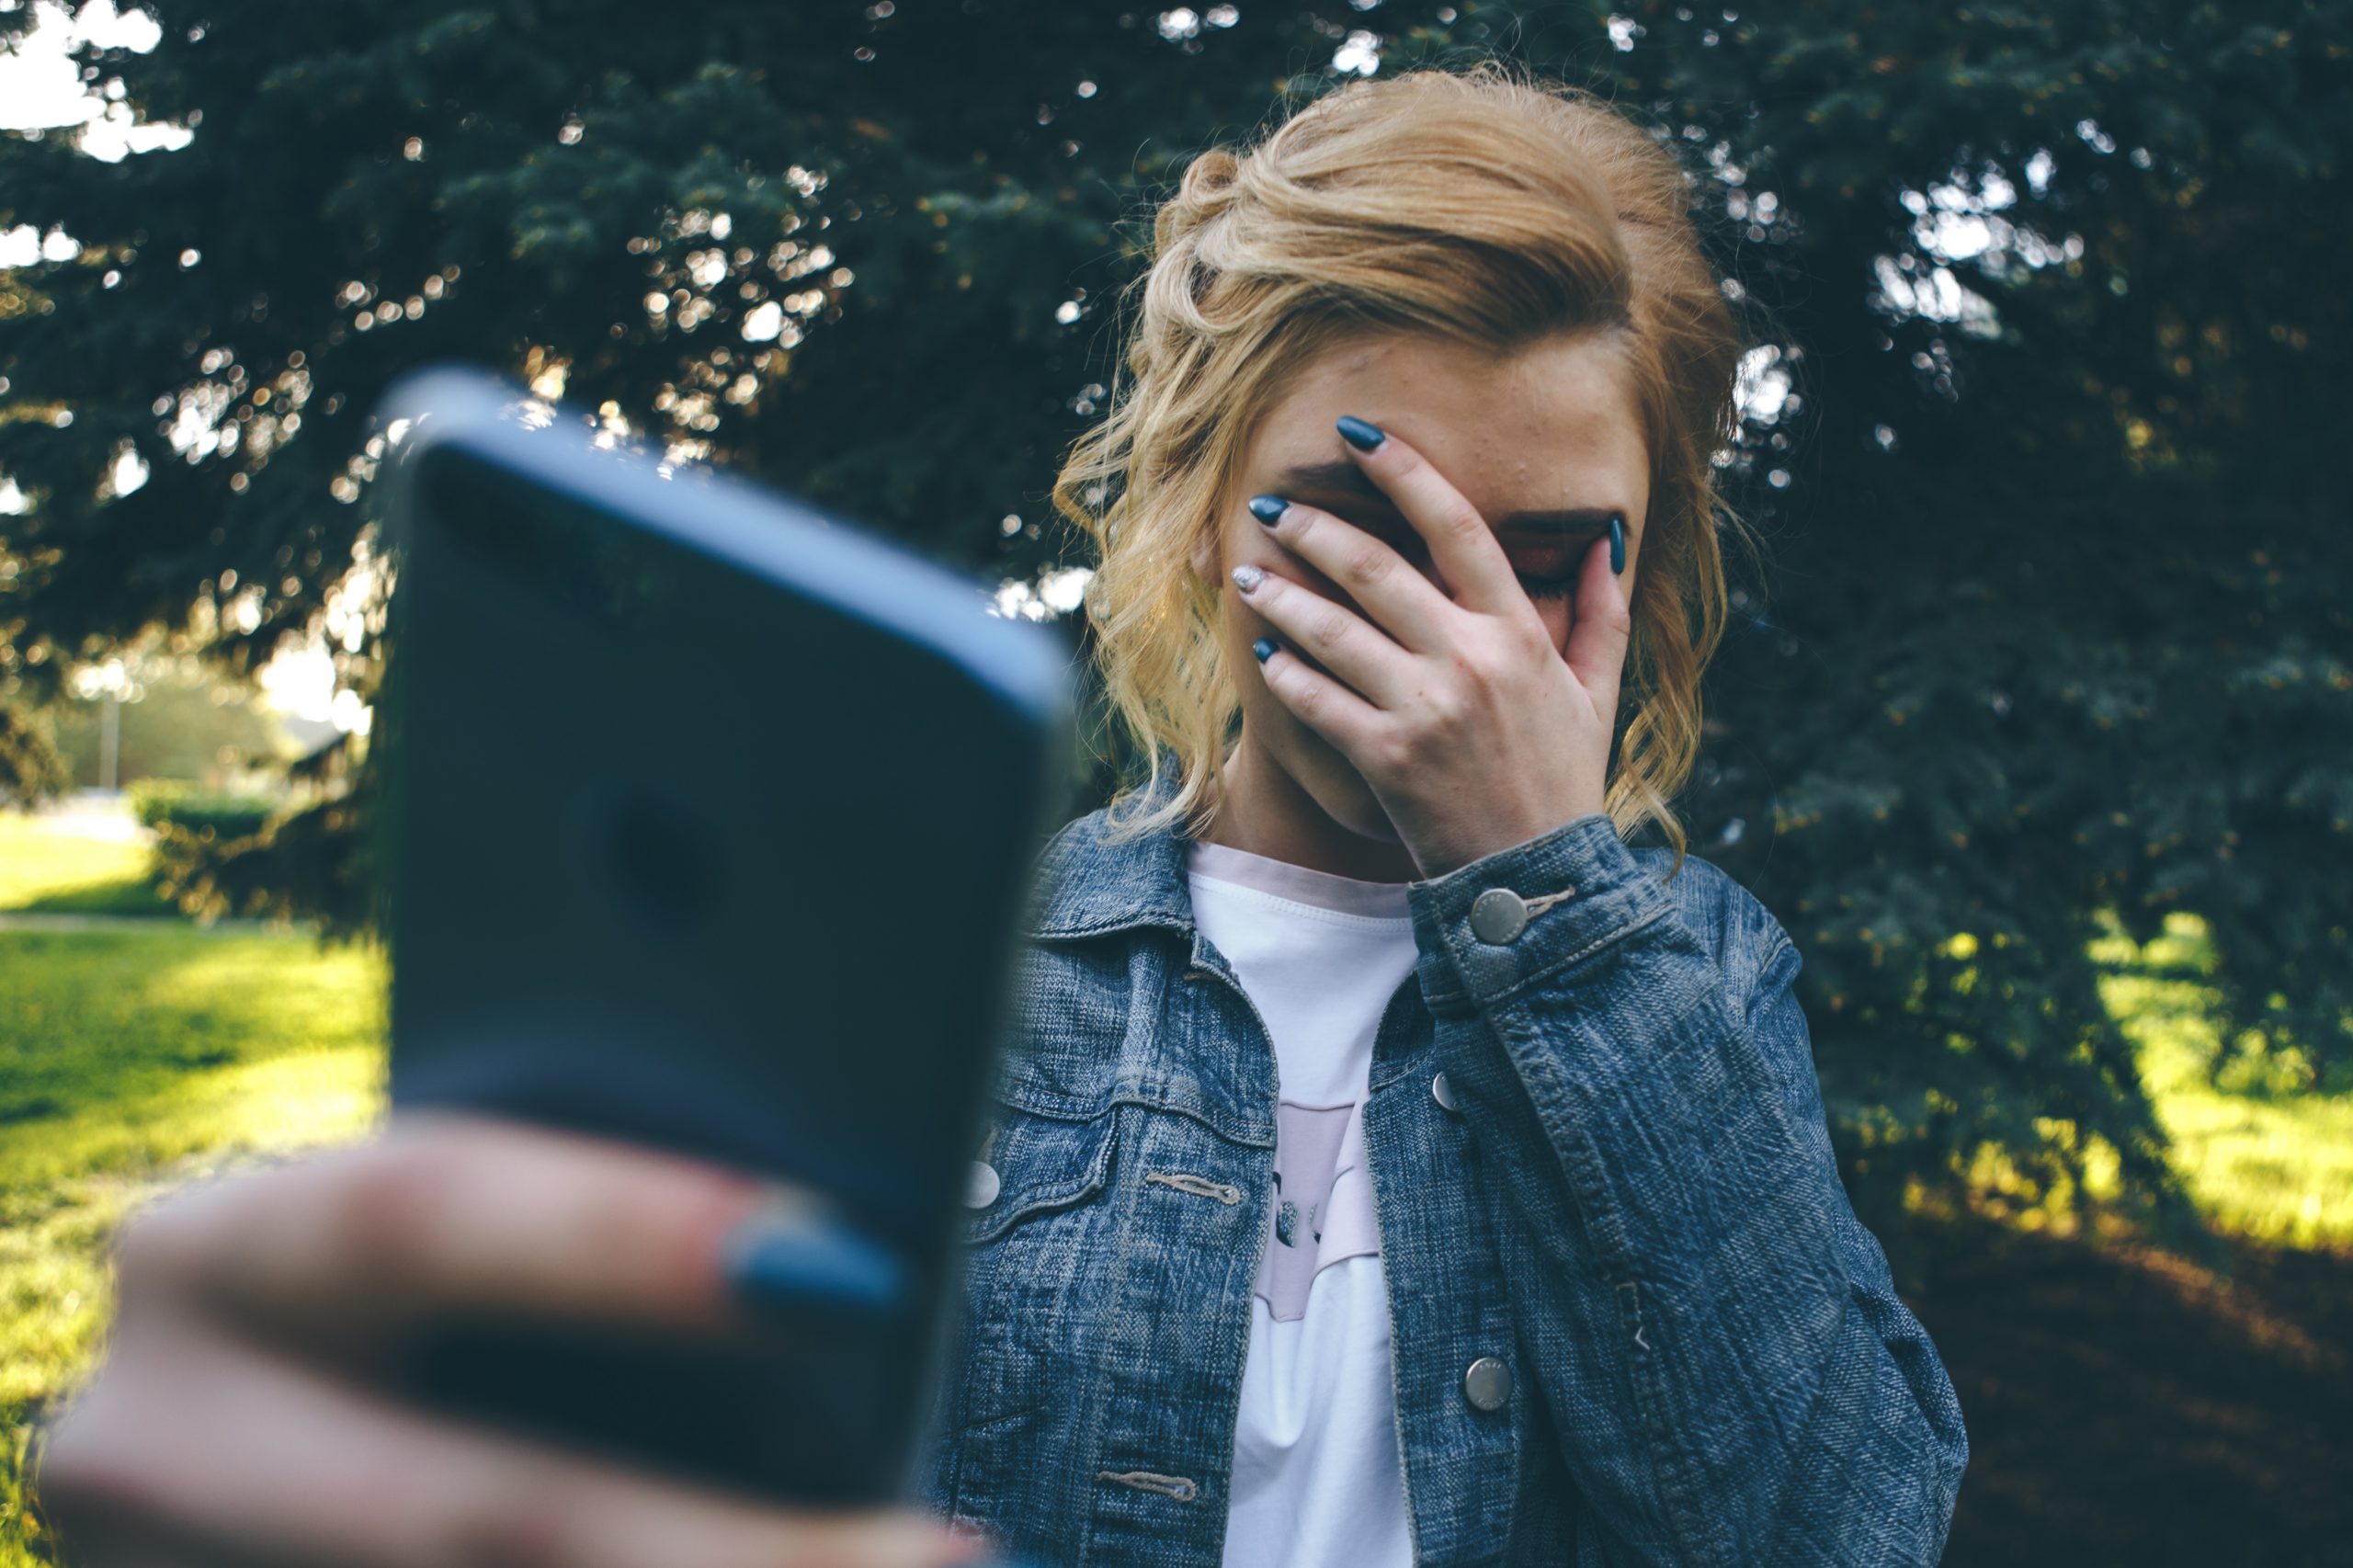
<box><xmin>1405</xmin><ymin>812</ymin><xmax>1674</xmax><ymax>1015</ymax></box>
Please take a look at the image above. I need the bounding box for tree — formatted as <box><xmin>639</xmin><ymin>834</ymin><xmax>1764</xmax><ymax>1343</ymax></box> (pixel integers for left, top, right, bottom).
<box><xmin>2</xmin><ymin>0</ymin><xmax>2347</xmax><ymax>1273</ymax></box>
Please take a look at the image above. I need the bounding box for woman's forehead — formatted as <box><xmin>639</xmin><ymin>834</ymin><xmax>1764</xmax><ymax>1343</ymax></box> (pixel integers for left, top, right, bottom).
<box><xmin>1240</xmin><ymin>332</ymin><xmax>1649</xmax><ymax>524</ymax></box>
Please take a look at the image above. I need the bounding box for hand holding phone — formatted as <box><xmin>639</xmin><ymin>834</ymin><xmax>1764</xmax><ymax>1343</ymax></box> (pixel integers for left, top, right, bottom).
<box><xmin>35</xmin><ymin>1116</ymin><xmax>995</xmax><ymax>1568</ymax></box>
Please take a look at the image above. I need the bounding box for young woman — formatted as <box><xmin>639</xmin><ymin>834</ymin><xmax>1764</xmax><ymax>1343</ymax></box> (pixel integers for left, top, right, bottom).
<box><xmin>36</xmin><ymin>61</ymin><xmax>1967</xmax><ymax>1568</ymax></box>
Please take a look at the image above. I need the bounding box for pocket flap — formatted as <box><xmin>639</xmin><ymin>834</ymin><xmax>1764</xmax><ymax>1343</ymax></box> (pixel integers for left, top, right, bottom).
<box><xmin>961</xmin><ymin>1106</ymin><xmax>1118</xmax><ymax>1246</ymax></box>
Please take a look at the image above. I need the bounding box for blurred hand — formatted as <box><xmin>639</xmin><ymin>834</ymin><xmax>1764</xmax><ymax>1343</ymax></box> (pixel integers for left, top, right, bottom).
<box><xmin>32</xmin><ymin>1111</ymin><xmax>987</xmax><ymax>1568</ymax></box>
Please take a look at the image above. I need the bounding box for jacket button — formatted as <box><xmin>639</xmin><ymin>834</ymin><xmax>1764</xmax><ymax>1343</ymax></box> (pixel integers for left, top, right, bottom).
<box><xmin>1462</xmin><ymin>1356</ymin><xmax>1513</xmax><ymax>1413</ymax></box>
<box><xmin>1431</xmin><ymin>1071</ymin><xmax>1461</xmax><ymax>1114</ymax></box>
<box><xmin>964</xmin><ymin>1161</ymin><xmax>1001</xmax><ymax>1209</ymax></box>
<box><xmin>1469</xmin><ymin>889</ymin><xmax>1529</xmax><ymax>944</ymax></box>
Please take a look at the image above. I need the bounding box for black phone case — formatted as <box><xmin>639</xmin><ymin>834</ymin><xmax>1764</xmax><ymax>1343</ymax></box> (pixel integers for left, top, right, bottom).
<box><xmin>371</xmin><ymin>367</ymin><xmax>1076</xmax><ymax>1506</ymax></box>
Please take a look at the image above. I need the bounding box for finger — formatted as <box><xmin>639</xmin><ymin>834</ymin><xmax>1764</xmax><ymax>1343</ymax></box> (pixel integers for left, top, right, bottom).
<box><xmin>108</xmin><ymin>1111</ymin><xmax>826</xmax><ymax>1359</ymax></box>
<box><xmin>36</xmin><ymin>1313</ymin><xmax>980</xmax><ymax>1568</ymax></box>
<box><xmin>1333</xmin><ymin>416</ymin><xmax>1524</xmax><ymax>618</ymax></box>
<box><xmin>1231</xmin><ymin>561</ymin><xmax>1416</xmax><ymax>710</ymax></box>
<box><xmin>1242</xmin><ymin>494</ymin><xmax>1457</xmax><ymax>654</ymax></box>
<box><xmin>1563</xmin><ymin>522</ymin><xmax>1634</xmax><ymax>714</ymax></box>
<box><xmin>1248</xmin><ymin>635</ymin><xmax>1383</xmax><ymax>761</ymax></box>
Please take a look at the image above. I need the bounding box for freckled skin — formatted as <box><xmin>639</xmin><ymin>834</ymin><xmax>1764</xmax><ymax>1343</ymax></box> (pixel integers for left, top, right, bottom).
<box><xmin>1189</xmin><ymin>328</ymin><xmax>1652</xmax><ymax>882</ymax></box>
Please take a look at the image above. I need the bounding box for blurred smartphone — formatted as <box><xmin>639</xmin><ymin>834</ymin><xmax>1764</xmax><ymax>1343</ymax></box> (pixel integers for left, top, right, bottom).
<box><xmin>370</xmin><ymin>365</ymin><xmax>1076</xmax><ymax>1507</ymax></box>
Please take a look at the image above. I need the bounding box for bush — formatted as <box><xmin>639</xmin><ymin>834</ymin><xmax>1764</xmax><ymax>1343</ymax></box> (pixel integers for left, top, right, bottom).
<box><xmin>128</xmin><ymin>778</ymin><xmax>282</xmax><ymax>844</ymax></box>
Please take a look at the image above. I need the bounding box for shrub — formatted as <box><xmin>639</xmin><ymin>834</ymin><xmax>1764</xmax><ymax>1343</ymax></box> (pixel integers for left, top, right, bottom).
<box><xmin>128</xmin><ymin>778</ymin><xmax>282</xmax><ymax>844</ymax></box>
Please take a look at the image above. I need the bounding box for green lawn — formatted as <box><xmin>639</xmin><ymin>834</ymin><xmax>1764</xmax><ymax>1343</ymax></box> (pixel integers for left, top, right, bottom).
<box><xmin>2092</xmin><ymin>909</ymin><xmax>2353</xmax><ymax>1254</ymax></box>
<box><xmin>1</xmin><ymin>812</ymin><xmax>387</xmax><ymax>1565</ymax></box>
<box><xmin>0</xmin><ymin>813</ymin><xmax>2347</xmax><ymax>1564</ymax></box>
<box><xmin>0</xmin><ymin>814</ymin><xmax>173</xmax><ymax>918</ymax></box>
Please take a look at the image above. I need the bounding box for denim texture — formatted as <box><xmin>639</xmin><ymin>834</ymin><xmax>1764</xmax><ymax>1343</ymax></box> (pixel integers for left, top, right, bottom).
<box><xmin>915</xmin><ymin>772</ymin><xmax>1970</xmax><ymax>1565</ymax></box>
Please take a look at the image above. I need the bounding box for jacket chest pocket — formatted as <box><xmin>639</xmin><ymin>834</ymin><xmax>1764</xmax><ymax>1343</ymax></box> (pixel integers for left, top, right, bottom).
<box><xmin>947</xmin><ymin>1101</ymin><xmax>1123</xmax><ymax>1434</ymax></box>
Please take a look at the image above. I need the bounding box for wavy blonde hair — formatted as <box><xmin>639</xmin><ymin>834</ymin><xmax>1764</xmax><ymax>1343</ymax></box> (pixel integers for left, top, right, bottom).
<box><xmin>1051</xmin><ymin>58</ymin><xmax>1768</xmax><ymax>876</ymax></box>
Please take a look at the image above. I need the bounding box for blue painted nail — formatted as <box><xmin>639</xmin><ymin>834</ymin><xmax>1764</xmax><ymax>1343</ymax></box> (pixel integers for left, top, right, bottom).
<box><xmin>1247</xmin><ymin>494</ymin><xmax>1288</xmax><ymax>525</ymax></box>
<box><xmin>1608</xmin><ymin>513</ymin><xmax>1625</xmax><ymax>574</ymax></box>
<box><xmin>721</xmin><ymin>1202</ymin><xmax>906</xmax><ymax>1317</ymax></box>
<box><xmin>1252</xmin><ymin>637</ymin><xmax>1277</xmax><ymax>664</ymax></box>
<box><xmin>1336</xmin><ymin>415</ymin><xmax>1385</xmax><ymax>451</ymax></box>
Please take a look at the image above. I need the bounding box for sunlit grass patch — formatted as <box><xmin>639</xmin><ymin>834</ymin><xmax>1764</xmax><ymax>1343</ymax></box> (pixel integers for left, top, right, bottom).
<box><xmin>1938</xmin><ymin>910</ymin><xmax>2353</xmax><ymax>1255</ymax></box>
<box><xmin>0</xmin><ymin>926</ymin><xmax>387</xmax><ymax>1565</ymax></box>
<box><xmin>0</xmin><ymin>813</ymin><xmax>169</xmax><ymax>917</ymax></box>
<box><xmin>2095</xmin><ymin>910</ymin><xmax>2353</xmax><ymax>1254</ymax></box>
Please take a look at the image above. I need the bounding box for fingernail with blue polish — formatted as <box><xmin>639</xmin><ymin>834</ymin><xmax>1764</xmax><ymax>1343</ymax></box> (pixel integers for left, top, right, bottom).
<box><xmin>1247</xmin><ymin>494</ymin><xmax>1289</xmax><ymax>525</ymax></box>
<box><xmin>1608</xmin><ymin>513</ymin><xmax>1625</xmax><ymax>575</ymax></box>
<box><xmin>722</xmin><ymin>1202</ymin><xmax>906</xmax><ymax>1317</ymax></box>
<box><xmin>1336</xmin><ymin>415</ymin><xmax>1386</xmax><ymax>452</ymax></box>
<box><xmin>1252</xmin><ymin>637</ymin><xmax>1278</xmax><ymax>664</ymax></box>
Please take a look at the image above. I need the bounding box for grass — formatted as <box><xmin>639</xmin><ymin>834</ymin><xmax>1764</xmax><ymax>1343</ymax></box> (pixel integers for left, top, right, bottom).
<box><xmin>0</xmin><ymin>818</ymin><xmax>2347</xmax><ymax>1564</ymax></box>
<box><xmin>0</xmin><ymin>811</ymin><xmax>389</xmax><ymax>1565</ymax></box>
<box><xmin>0</xmin><ymin>814</ymin><xmax>173</xmax><ymax>918</ymax></box>
<box><xmin>2097</xmin><ymin>911</ymin><xmax>2353</xmax><ymax>1255</ymax></box>
<box><xmin>1946</xmin><ymin>908</ymin><xmax>2353</xmax><ymax>1256</ymax></box>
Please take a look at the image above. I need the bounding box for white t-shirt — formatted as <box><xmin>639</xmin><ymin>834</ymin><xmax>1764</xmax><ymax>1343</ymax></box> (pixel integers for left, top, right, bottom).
<box><xmin>1186</xmin><ymin>840</ymin><xmax>1418</xmax><ymax>1568</ymax></box>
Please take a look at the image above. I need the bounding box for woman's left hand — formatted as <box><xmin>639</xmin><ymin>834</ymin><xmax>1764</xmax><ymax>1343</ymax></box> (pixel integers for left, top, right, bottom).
<box><xmin>1234</xmin><ymin>415</ymin><xmax>1632</xmax><ymax>881</ymax></box>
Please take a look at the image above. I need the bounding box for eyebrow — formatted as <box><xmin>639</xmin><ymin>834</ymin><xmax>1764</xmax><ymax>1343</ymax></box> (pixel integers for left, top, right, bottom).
<box><xmin>1270</xmin><ymin>460</ymin><xmax>1625</xmax><ymax>536</ymax></box>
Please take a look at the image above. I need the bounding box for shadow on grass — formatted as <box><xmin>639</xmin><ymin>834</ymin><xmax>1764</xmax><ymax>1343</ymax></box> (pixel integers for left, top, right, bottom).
<box><xmin>9</xmin><ymin>876</ymin><xmax>178</xmax><ymax>919</ymax></box>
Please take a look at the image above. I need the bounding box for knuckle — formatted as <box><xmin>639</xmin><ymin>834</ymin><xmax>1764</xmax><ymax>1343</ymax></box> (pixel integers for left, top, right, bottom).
<box><xmin>1455</xmin><ymin>645</ymin><xmax>1506</xmax><ymax>693</ymax></box>
<box><xmin>31</xmin><ymin>1320</ymin><xmax>211</xmax><ymax>1539</ymax></box>
<box><xmin>31</xmin><ymin>1390</ymin><xmax>147</xmax><ymax>1528</ymax></box>
<box><xmin>329</xmin><ymin>1137</ymin><xmax>475</xmax><ymax>1290</ymax></box>
<box><xmin>1342</xmin><ymin>543</ymin><xmax>1392</xmax><ymax>588</ymax></box>
<box><xmin>438</xmin><ymin>1466</ymin><xmax>585</xmax><ymax>1568</ymax></box>
<box><xmin>107</xmin><ymin>1195</ymin><xmax>208</xmax><ymax>1300</ymax></box>
<box><xmin>1507</xmin><ymin>615</ymin><xmax>1556</xmax><ymax>660</ymax></box>
<box><xmin>1439</xmin><ymin>503</ymin><xmax>1486</xmax><ymax>541</ymax></box>
<box><xmin>1370</xmin><ymin>727</ymin><xmax>1417</xmax><ymax>775</ymax></box>
<box><xmin>106</xmin><ymin>1162</ymin><xmax>283</xmax><ymax>1301</ymax></box>
<box><xmin>1314</xmin><ymin>607</ymin><xmax>1354</xmax><ymax>647</ymax></box>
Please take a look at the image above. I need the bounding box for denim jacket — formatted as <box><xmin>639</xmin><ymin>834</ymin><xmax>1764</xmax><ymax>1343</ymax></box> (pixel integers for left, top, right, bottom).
<box><xmin>916</xmin><ymin>777</ymin><xmax>1970</xmax><ymax>1566</ymax></box>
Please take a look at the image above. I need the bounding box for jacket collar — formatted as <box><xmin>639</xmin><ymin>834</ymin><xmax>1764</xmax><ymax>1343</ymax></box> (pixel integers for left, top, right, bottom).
<box><xmin>1024</xmin><ymin>759</ymin><xmax>1198</xmax><ymax>942</ymax></box>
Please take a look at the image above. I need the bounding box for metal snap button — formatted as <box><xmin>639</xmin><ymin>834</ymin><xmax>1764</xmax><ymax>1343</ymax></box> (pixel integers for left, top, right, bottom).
<box><xmin>964</xmin><ymin>1161</ymin><xmax>1001</xmax><ymax>1209</ymax></box>
<box><xmin>1462</xmin><ymin>1356</ymin><xmax>1513</xmax><ymax>1413</ymax></box>
<box><xmin>1469</xmin><ymin>888</ymin><xmax>1529</xmax><ymax>944</ymax></box>
<box><xmin>1431</xmin><ymin>1071</ymin><xmax>1461</xmax><ymax>1114</ymax></box>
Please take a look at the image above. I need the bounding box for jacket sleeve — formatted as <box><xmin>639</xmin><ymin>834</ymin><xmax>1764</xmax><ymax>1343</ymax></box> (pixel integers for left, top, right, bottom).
<box><xmin>1404</xmin><ymin>812</ymin><xmax>1970</xmax><ymax>1567</ymax></box>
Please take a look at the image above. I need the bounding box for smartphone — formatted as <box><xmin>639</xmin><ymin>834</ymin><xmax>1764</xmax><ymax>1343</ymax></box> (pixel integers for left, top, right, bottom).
<box><xmin>371</xmin><ymin>365</ymin><xmax>1077</xmax><ymax>1507</ymax></box>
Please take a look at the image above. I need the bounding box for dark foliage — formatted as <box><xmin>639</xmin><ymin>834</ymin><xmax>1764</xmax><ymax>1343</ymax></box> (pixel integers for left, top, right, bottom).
<box><xmin>2</xmin><ymin>0</ymin><xmax>2347</xmax><ymax>1271</ymax></box>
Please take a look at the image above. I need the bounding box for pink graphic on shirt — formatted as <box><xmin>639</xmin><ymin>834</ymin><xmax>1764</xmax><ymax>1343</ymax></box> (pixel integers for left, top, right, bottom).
<box><xmin>1256</xmin><ymin>1099</ymin><xmax>1382</xmax><ymax>1323</ymax></box>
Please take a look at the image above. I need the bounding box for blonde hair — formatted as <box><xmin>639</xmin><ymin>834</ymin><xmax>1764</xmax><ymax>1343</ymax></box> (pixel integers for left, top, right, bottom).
<box><xmin>1051</xmin><ymin>58</ymin><xmax>1769</xmax><ymax>876</ymax></box>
